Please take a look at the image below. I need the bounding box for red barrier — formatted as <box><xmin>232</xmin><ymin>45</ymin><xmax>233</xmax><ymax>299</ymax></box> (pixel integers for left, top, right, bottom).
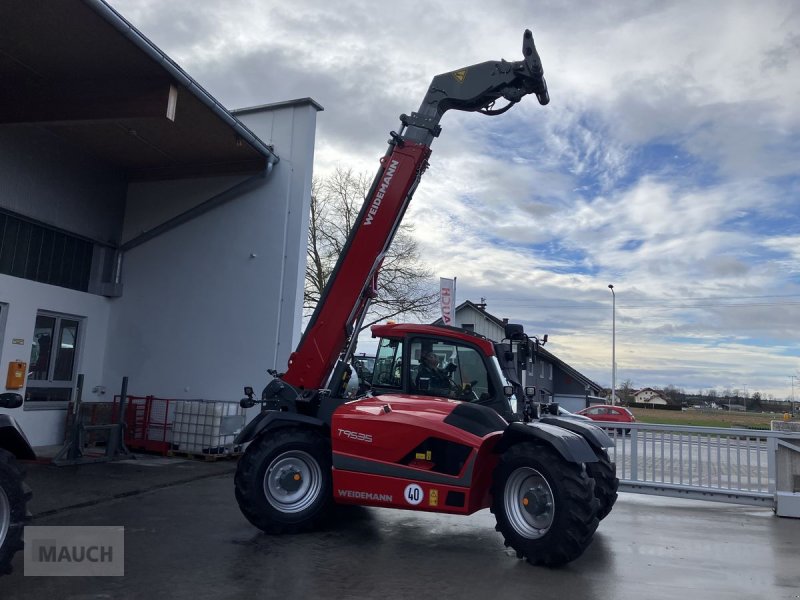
<box><xmin>112</xmin><ymin>395</ymin><xmax>174</xmax><ymax>455</ymax></box>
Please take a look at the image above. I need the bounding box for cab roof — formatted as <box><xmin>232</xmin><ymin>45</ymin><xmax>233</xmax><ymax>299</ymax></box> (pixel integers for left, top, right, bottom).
<box><xmin>370</xmin><ymin>323</ymin><xmax>496</xmax><ymax>356</ymax></box>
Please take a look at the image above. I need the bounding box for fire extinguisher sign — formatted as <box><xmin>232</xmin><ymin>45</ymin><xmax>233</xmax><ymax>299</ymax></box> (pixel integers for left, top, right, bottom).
<box><xmin>404</xmin><ymin>483</ymin><xmax>424</xmax><ymax>506</ymax></box>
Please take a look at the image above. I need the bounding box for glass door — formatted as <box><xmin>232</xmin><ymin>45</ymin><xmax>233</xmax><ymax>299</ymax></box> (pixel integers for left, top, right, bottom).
<box><xmin>26</xmin><ymin>312</ymin><xmax>82</xmax><ymax>409</ymax></box>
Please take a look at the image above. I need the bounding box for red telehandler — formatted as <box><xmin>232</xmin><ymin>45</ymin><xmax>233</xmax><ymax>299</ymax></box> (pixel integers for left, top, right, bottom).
<box><xmin>235</xmin><ymin>30</ymin><xmax>616</xmax><ymax>567</ymax></box>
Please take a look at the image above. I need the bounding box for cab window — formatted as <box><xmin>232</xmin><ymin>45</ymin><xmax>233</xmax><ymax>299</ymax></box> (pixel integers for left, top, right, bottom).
<box><xmin>408</xmin><ymin>338</ymin><xmax>492</xmax><ymax>401</ymax></box>
<box><xmin>372</xmin><ymin>338</ymin><xmax>403</xmax><ymax>388</ymax></box>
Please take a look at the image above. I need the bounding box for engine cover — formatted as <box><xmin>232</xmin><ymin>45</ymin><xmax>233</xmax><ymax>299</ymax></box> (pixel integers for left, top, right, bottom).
<box><xmin>330</xmin><ymin>395</ymin><xmax>507</xmax><ymax>514</ymax></box>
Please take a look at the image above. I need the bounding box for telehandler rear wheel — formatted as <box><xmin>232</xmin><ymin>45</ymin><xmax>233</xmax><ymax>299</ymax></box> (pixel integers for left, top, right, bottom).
<box><xmin>235</xmin><ymin>427</ymin><xmax>332</xmax><ymax>534</ymax></box>
<box><xmin>586</xmin><ymin>449</ymin><xmax>618</xmax><ymax>520</ymax></box>
<box><xmin>491</xmin><ymin>442</ymin><xmax>599</xmax><ymax>567</ymax></box>
<box><xmin>0</xmin><ymin>449</ymin><xmax>31</xmax><ymax>575</ymax></box>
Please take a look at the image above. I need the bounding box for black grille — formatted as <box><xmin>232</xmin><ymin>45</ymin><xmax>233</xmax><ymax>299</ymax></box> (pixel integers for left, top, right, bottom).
<box><xmin>0</xmin><ymin>210</ymin><xmax>92</xmax><ymax>292</ymax></box>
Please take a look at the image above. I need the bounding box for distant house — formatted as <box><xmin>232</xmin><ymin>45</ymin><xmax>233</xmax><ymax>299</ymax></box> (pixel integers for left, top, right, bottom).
<box><xmin>432</xmin><ymin>301</ymin><xmax>603</xmax><ymax>411</ymax></box>
<box><xmin>635</xmin><ymin>388</ymin><xmax>667</xmax><ymax>405</ymax></box>
<box><xmin>432</xmin><ymin>299</ymin><xmax>506</xmax><ymax>341</ymax></box>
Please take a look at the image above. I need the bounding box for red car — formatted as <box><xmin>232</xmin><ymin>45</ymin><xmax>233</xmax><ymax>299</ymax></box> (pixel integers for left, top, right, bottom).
<box><xmin>576</xmin><ymin>405</ymin><xmax>636</xmax><ymax>434</ymax></box>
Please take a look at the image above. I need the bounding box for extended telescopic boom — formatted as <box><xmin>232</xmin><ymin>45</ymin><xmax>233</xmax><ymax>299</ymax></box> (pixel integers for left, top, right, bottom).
<box><xmin>261</xmin><ymin>30</ymin><xmax>549</xmax><ymax>411</ymax></box>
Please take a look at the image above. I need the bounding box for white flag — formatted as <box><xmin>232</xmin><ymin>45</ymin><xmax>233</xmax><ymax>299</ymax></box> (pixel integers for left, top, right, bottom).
<box><xmin>440</xmin><ymin>278</ymin><xmax>455</xmax><ymax>325</ymax></box>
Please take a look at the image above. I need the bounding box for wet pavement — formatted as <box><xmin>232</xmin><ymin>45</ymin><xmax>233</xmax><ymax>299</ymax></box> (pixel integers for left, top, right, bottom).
<box><xmin>4</xmin><ymin>469</ymin><xmax>799</xmax><ymax>600</ymax></box>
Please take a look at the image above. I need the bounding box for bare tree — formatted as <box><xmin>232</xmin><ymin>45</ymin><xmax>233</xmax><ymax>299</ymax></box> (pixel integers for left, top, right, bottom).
<box><xmin>619</xmin><ymin>379</ymin><xmax>635</xmax><ymax>405</ymax></box>
<box><xmin>304</xmin><ymin>167</ymin><xmax>439</xmax><ymax>330</ymax></box>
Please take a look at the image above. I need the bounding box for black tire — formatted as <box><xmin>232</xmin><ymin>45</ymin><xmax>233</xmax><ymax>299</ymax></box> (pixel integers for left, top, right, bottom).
<box><xmin>234</xmin><ymin>427</ymin><xmax>332</xmax><ymax>534</ymax></box>
<box><xmin>586</xmin><ymin>449</ymin><xmax>618</xmax><ymax>520</ymax></box>
<box><xmin>1</xmin><ymin>449</ymin><xmax>32</xmax><ymax>576</ymax></box>
<box><xmin>491</xmin><ymin>443</ymin><xmax>599</xmax><ymax>567</ymax></box>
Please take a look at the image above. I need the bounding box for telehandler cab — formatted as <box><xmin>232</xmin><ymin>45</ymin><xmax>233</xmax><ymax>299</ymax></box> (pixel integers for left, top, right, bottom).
<box><xmin>235</xmin><ymin>29</ymin><xmax>616</xmax><ymax>566</ymax></box>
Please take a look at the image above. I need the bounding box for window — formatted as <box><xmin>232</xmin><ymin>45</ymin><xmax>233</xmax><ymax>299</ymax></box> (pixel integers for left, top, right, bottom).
<box><xmin>408</xmin><ymin>338</ymin><xmax>492</xmax><ymax>401</ymax></box>
<box><xmin>26</xmin><ymin>312</ymin><xmax>82</xmax><ymax>409</ymax></box>
<box><xmin>549</xmin><ymin>363</ymin><xmax>553</xmax><ymax>380</ymax></box>
<box><xmin>0</xmin><ymin>210</ymin><xmax>93</xmax><ymax>292</ymax></box>
<box><xmin>372</xmin><ymin>337</ymin><xmax>403</xmax><ymax>388</ymax></box>
<box><xmin>461</xmin><ymin>324</ymin><xmax>474</xmax><ymax>332</ymax></box>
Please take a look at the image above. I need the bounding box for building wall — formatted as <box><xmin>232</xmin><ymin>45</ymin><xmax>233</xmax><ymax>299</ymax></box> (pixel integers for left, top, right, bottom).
<box><xmin>554</xmin><ymin>367</ymin><xmax>593</xmax><ymax>397</ymax></box>
<box><xmin>101</xmin><ymin>102</ymin><xmax>318</xmax><ymax>410</ymax></box>
<box><xmin>0</xmin><ymin>274</ymin><xmax>112</xmax><ymax>446</ymax></box>
<box><xmin>635</xmin><ymin>389</ymin><xmax>665</xmax><ymax>404</ymax></box>
<box><xmin>0</xmin><ymin>127</ymin><xmax>126</xmax><ymax>243</ymax></box>
<box><xmin>521</xmin><ymin>355</ymin><xmax>554</xmax><ymax>401</ymax></box>
<box><xmin>454</xmin><ymin>305</ymin><xmax>504</xmax><ymax>342</ymax></box>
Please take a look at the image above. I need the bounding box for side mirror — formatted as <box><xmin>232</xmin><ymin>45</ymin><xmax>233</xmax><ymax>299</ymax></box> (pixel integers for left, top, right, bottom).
<box><xmin>0</xmin><ymin>392</ymin><xmax>23</xmax><ymax>409</ymax></box>
<box><xmin>240</xmin><ymin>386</ymin><xmax>256</xmax><ymax>408</ymax></box>
<box><xmin>524</xmin><ymin>386</ymin><xmax>536</xmax><ymax>397</ymax></box>
<box><xmin>504</xmin><ymin>323</ymin><xmax>524</xmax><ymax>340</ymax></box>
<box><xmin>503</xmin><ymin>385</ymin><xmax>514</xmax><ymax>396</ymax></box>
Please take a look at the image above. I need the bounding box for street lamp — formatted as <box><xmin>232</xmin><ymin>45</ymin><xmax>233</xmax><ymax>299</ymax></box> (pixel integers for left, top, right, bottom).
<box><xmin>608</xmin><ymin>284</ymin><xmax>616</xmax><ymax>406</ymax></box>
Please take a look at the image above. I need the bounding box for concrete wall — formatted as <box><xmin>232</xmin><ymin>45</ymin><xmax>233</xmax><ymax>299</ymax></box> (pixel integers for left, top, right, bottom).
<box><xmin>0</xmin><ymin>274</ymin><xmax>112</xmax><ymax>446</ymax></box>
<box><xmin>0</xmin><ymin>126</ymin><xmax>126</xmax><ymax>243</ymax></box>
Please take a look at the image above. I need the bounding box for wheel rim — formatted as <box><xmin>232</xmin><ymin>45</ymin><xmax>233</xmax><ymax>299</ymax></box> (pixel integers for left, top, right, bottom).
<box><xmin>263</xmin><ymin>450</ymin><xmax>323</xmax><ymax>514</ymax></box>
<box><xmin>504</xmin><ymin>466</ymin><xmax>555</xmax><ymax>539</ymax></box>
<box><xmin>0</xmin><ymin>485</ymin><xmax>10</xmax><ymax>549</ymax></box>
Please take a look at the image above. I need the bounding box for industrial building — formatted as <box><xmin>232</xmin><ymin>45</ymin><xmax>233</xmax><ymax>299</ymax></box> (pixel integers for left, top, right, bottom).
<box><xmin>0</xmin><ymin>1</ymin><xmax>320</xmax><ymax>445</ymax></box>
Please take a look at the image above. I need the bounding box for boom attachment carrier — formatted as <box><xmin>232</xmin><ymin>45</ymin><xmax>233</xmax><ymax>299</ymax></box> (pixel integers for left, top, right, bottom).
<box><xmin>249</xmin><ymin>30</ymin><xmax>549</xmax><ymax>416</ymax></box>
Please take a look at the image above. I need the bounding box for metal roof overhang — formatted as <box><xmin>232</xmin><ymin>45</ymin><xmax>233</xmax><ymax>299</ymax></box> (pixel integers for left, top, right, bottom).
<box><xmin>0</xmin><ymin>0</ymin><xmax>279</xmax><ymax>181</ymax></box>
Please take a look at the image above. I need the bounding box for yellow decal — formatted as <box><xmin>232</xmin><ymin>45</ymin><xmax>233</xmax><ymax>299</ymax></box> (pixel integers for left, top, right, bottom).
<box><xmin>415</xmin><ymin>452</ymin><xmax>426</xmax><ymax>460</ymax></box>
<box><xmin>426</xmin><ymin>450</ymin><xmax>432</xmax><ymax>461</ymax></box>
<box><xmin>429</xmin><ymin>489</ymin><xmax>439</xmax><ymax>506</ymax></box>
<box><xmin>452</xmin><ymin>69</ymin><xmax>467</xmax><ymax>83</ymax></box>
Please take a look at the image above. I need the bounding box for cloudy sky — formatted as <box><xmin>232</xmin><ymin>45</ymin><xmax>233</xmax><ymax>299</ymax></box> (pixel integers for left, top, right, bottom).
<box><xmin>111</xmin><ymin>0</ymin><xmax>800</xmax><ymax>399</ymax></box>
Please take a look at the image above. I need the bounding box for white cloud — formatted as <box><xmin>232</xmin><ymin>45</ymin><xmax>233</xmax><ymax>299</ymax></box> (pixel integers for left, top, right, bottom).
<box><xmin>108</xmin><ymin>0</ymin><xmax>800</xmax><ymax>398</ymax></box>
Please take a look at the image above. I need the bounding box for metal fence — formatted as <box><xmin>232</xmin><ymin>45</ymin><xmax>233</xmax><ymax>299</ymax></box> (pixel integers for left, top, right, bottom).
<box><xmin>600</xmin><ymin>422</ymin><xmax>800</xmax><ymax>508</ymax></box>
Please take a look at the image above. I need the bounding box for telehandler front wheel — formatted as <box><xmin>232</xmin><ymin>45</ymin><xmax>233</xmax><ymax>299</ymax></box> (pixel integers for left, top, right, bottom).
<box><xmin>586</xmin><ymin>449</ymin><xmax>618</xmax><ymax>520</ymax></box>
<box><xmin>234</xmin><ymin>427</ymin><xmax>332</xmax><ymax>534</ymax></box>
<box><xmin>0</xmin><ymin>449</ymin><xmax>31</xmax><ymax>575</ymax></box>
<box><xmin>491</xmin><ymin>442</ymin><xmax>599</xmax><ymax>567</ymax></box>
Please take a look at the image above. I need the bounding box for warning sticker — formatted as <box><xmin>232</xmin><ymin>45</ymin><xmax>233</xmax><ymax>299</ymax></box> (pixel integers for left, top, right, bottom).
<box><xmin>429</xmin><ymin>488</ymin><xmax>439</xmax><ymax>507</ymax></box>
<box><xmin>404</xmin><ymin>483</ymin><xmax>424</xmax><ymax>506</ymax></box>
<box><xmin>452</xmin><ymin>69</ymin><xmax>467</xmax><ymax>83</ymax></box>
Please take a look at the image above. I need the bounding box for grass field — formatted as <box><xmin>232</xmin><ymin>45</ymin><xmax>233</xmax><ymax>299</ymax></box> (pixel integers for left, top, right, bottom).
<box><xmin>629</xmin><ymin>407</ymin><xmax>794</xmax><ymax>429</ymax></box>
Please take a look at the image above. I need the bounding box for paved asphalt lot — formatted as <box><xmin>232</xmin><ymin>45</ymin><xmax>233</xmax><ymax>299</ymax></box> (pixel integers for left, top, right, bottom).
<box><xmin>4</xmin><ymin>468</ymin><xmax>800</xmax><ymax>600</ymax></box>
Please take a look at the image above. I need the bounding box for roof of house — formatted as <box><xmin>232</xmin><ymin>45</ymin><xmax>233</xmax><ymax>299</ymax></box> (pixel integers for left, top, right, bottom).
<box><xmin>535</xmin><ymin>345</ymin><xmax>604</xmax><ymax>394</ymax></box>
<box><xmin>636</xmin><ymin>387</ymin><xmax>660</xmax><ymax>393</ymax></box>
<box><xmin>1</xmin><ymin>0</ymin><xmax>285</xmax><ymax>180</ymax></box>
<box><xmin>431</xmin><ymin>300</ymin><xmax>506</xmax><ymax>329</ymax></box>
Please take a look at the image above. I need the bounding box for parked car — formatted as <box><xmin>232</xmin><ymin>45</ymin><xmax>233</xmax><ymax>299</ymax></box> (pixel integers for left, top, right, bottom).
<box><xmin>576</xmin><ymin>404</ymin><xmax>636</xmax><ymax>433</ymax></box>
